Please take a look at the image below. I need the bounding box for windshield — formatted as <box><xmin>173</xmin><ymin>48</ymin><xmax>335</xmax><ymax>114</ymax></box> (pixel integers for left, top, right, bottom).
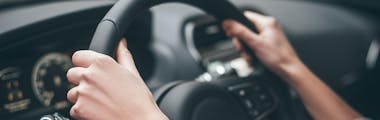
<box><xmin>314</xmin><ymin>0</ymin><xmax>380</xmax><ymax>13</ymax></box>
<box><xmin>1</xmin><ymin>0</ymin><xmax>31</xmax><ymax>4</ymax></box>
<box><xmin>0</xmin><ymin>0</ymin><xmax>42</xmax><ymax>9</ymax></box>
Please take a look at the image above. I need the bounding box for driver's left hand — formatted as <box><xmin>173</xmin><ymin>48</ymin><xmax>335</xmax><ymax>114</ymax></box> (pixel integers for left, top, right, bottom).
<box><xmin>66</xmin><ymin>39</ymin><xmax>168</xmax><ymax>120</ymax></box>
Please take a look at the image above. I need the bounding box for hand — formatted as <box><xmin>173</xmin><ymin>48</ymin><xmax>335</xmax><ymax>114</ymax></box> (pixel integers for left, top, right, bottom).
<box><xmin>224</xmin><ymin>12</ymin><xmax>364</xmax><ymax>119</ymax></box>
<box><xmin>223</xmin><ymin>11</ymin><xmax>304</xmax><ymax>82</ymax></box>
<box><xmin>66</xmin><ymin>39</ymin><xmax>168</xmax><ymax>120</ymax></box>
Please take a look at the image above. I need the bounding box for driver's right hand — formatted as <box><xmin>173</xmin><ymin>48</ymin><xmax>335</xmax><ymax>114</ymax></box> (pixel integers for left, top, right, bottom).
<box><xmin>223</xmin><ymin>11</ymin><xmax>364</xmax><ymax>120</ymax></box>
<box><xmin>223</xmin><ymin>11</ymin><xmax>304</xmax><ymax>83</ymax></box>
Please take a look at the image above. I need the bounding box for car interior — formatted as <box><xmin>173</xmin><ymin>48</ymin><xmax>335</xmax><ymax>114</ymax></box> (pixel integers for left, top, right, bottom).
<box><xmin>0</xmin><ymin>0</ymin><xmax>379</xmax><ymax>120</ymax></box>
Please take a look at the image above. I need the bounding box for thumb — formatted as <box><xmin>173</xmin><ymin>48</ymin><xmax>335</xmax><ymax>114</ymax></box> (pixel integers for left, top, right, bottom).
<box><xmin>243</xmin><ymin>11</ymin><xmax>267</xmax><ymax>32</ymax></box>
<box><xmin>117</xmin><ymin>38</ymin><xmax>141</xmax><ymax>77</ymax></box>
<box><xmin>223</xmin><ymin>20</ymin><xmax>261</xmax><ymax>50</ymax></box>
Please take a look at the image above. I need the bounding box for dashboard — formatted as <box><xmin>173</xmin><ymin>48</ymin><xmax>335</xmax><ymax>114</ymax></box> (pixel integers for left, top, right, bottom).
<box><xmin>0</xmin><ymin>27</ymin><xmax>92</xmax><ymax>119</ymax></box>
<box><xmin>0</xmin><ymin>0</ymin><xmax>379</xmax><ymax>119</ymax></box>
<box><xmin>0</xmin><ymin>53</ymin><xmax>73</xmax><ymax>119</ymax></box>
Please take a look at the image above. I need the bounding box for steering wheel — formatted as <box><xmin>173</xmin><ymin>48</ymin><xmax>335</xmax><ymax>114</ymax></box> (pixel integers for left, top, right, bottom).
<box><xmin>88</xmin><ymin>0</ymin><xmax>295</xmax><ymax>120</ymax></box>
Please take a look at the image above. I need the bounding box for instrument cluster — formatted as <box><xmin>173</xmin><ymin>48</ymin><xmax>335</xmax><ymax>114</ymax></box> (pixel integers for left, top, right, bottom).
<box><xmin>0</xmin><ymin>52</ymin><xmax>73</xmax><ymax>119</ymax></box>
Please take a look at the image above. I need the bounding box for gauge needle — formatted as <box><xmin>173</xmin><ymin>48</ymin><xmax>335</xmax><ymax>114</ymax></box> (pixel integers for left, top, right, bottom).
<box><xmin>54</xmin><ymin>75</ymin><xmax>62</xmax><ymax>87</ymax></box>
<box><xmin>44</xmin><ymin>91</ymin><xmax>54</xmax><ymax>106</ymax></box>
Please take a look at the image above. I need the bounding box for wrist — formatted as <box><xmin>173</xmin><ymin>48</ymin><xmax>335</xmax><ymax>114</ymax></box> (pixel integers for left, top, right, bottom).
<box><xmin>127</xmin><ymin>103</ymin><xmax>168</xmax><ymax>120</ymax></box>
<box><xmin>275</xmin><ymin>60</ymin><xmax>311</xmax><ymax>86</ymax></box>
<box><xmin>143</xmin><ymin>106</ymin><xmax>169</xmax><ymax>120</ymax></box>
<box><xmin>154</xmin><ymin>111</ymin><xmax>169</xmax><ymax>120</ymax></box>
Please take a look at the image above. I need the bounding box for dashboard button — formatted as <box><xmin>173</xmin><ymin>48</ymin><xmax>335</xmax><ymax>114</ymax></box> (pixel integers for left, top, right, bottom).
<box><xmin>243</xmin><ymin>99</ymin><xmax>253</xmax><ymax>108</ymax></box>
<box><xmin>250</xmin><ymin>109</ymin><xmax>260</xmax><ymax>117</ymax></box>
<box><xmin>238</xmin><ymin>89</ymin><xmax>246</xmax><ymax>96</ymax></box>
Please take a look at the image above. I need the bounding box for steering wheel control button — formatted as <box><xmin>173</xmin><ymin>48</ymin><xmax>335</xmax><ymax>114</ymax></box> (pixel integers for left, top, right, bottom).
<box><xmin>40</xmin><ymin>112</ymin><xmax>70</xmax><ymax>120</ymax></box>
<box><xmin>262</xmin><ymin>100</ymin><xmax>273</xmax><ymax>109</ymax></box>
<box><xmin>259</xmin><ymin>94</ymin><xmax>268</xmax><ymax>101</ymax></box>
<box><xmin>250</xmin><ymin>109</ymin><xmax>260</xmax><ymax>117</ymax></box>
<box><xmin>253</xmin><ymin>85</ymin><xmax>261</xmax><ymax>91</ymax></box>
<box><xmin>230</xmin><ymin>58</ymin><xmax>253</xmax><ymax>77</ymax></box>
<box><xmin>243</xmin><ymin>99</ymin><xmax>253</xmax><ymax>108</ymax></box>
<box><xmin>196</xmin><ymin>61</ymin><xmax>239</xmax><ymax>82</ymax></box>
<box><xmin>238</xmin><ymin>90</ymin><xmax>246</xmax><ymax>96</ymax></box>
<box><xmin>228</xmin><ymin>82</ymin><xmax>276</xmax><ymax>119</ymax></box>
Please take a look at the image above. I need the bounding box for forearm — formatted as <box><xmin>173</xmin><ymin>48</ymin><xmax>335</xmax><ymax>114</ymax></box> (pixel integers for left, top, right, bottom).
<box><xmin>278</xmin><ymin>62</ymin><xmax>362</xmax><ymax>120</ymax></box>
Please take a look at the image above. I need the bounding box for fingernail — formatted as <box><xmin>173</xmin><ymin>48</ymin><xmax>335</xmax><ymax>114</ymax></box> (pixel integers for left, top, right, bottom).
<box><xmin>223</xmin><ymin>20</ymin><xmax>232</xmax><ymax>28</ymax></box>
<box><xmin>243</xmin><ymin>11</ymin><xmax>250</xmax><ymax>15</ymax></box>
<box><xmin>121</xmin><ymin>38</ymin><xmax>127</xmax><ymax>48</ymax></box>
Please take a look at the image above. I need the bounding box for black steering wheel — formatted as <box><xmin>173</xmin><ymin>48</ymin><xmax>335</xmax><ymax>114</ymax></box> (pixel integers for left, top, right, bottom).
<box><xmin>88</xmin><ymin>0</ymin><xmax>295</xmax><ymax>120</ymax></box>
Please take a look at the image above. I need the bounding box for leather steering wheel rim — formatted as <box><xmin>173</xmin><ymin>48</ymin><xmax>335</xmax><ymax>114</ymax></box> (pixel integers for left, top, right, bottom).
<box><xmin>88</xmin><ymin>0</ymin><xmax>258</xmax><ymax>58</ymax></box>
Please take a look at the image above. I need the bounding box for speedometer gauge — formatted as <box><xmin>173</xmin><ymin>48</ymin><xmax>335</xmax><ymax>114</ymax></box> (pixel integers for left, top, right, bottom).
<box><xmin>32</xmin><ymin>53</ymin><xmax>72</xmax><ymax>107</ymax></box>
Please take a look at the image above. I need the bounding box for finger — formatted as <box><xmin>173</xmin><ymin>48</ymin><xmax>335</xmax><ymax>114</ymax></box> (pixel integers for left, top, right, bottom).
<box><xmin>244</xmin><ymin>11</ymin><xmax>279</xmax><ymax>31</ymax></box>
<box><xmin>70</xmin><ymin>105</ymin><xmax>80</xmax><ymax>120</ymax></box>
<box><xmin>233</xmin><ymin>38</ymin><xmax>253</xmax><ymax>66</ymax></box>
<box><xmin>67</xmin><ymin>86</ymin><xmax>79</xmax><ymax>103</ymax></box>
<box><xmin>66</xmin><ymin>67</ymin><xmax>87</xmax><ymax>85</ymax></box>
<box><xmin>241</xmin><ymin>52</ymin><xmax>253</xmax><ymax>66</ymax></box>
<box><xmin>223</xmin><ymin>20</ymin><xmax>261</xmax><ymax>49</ymax></box>
<box><xmin>72</xmin><ymin>50</ymin><xmax>112</xmax><ymax>68</ymax></box>
<box><xmin>70</xmin><ymin>100</ymin><xmax>86</xmax><ymax>120</ymax></box>
<box><xmin>69</xmin><ymin>95</ymin><xmax>108</xmax><ymax>120</ymax></box>
<box><xmin>116</xmin><ymin>38</ymin><xmax>140</xmax><ymax>76</ymax></box>
<box><xmin>72</xmin><ymin>50</ymin><xmax>99</xmax><ymax>67</ymax></box>
<box><xmin>232</xmin><ymin>38</ymin><xmax>243</xmax><ymax>52</ymax></box>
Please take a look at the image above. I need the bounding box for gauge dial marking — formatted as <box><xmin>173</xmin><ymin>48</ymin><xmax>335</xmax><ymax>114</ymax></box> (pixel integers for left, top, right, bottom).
<box><xmin>31</xmin><ymin>53</ymin><xmax>72</xmax><ymax>107</ymax></box>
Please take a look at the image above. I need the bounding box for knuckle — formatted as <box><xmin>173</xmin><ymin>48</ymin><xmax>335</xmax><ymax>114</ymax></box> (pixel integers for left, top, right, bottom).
<box><xmin>76</xmin><ymin>86</ymin><xmax>87</xmax><ymax>96</ymax></box>
<box><xmin>70</xmin><ymin>105</ymin><xmax>82</xmax><ymax>117</ymax></box>
<box><xmin>234</xmin><ymin>27</ymin><xmax>246</xmax><ymax>36</ymax></box>
<box><xmin>81</xmin><ymin>70</ymin><xmax>93</xmax><ymax>79</ymax></box>
<box><xmin>241</xmin><ymin>29</ymin><xmax>252</xmax><ymax>37</ymax></box>
<box><xmin>266</xmin><ymin>17</ymin><xmax>279</xmax><ymax>27</ymax></box>
<box><xmin>95</xmin><ymin>55</ymin><xmax>114</xmax><ymax>66</ymax></box>
<box><xmin>70</xmin><ymin>104</ymin><xmax>86</xmax><ymax>119</ymax></box>
<box><xmin>67</xmin><ymin>67</ymin><xmax>88</xmax><ymax>84</ymax></box>
<box><xmin>249</xmin><ymin>37</ymin><xmax>263</xmax><ymax>47</ymax></box>
<box><xmin>229</xmin><ymin>25</ymin><xmax>241</xmax><ymax>35</ymax></box>
<box><xmin>81</xmin><ymin>70</ymin><xmax>94</xmax><ymax>82</ymax></box>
